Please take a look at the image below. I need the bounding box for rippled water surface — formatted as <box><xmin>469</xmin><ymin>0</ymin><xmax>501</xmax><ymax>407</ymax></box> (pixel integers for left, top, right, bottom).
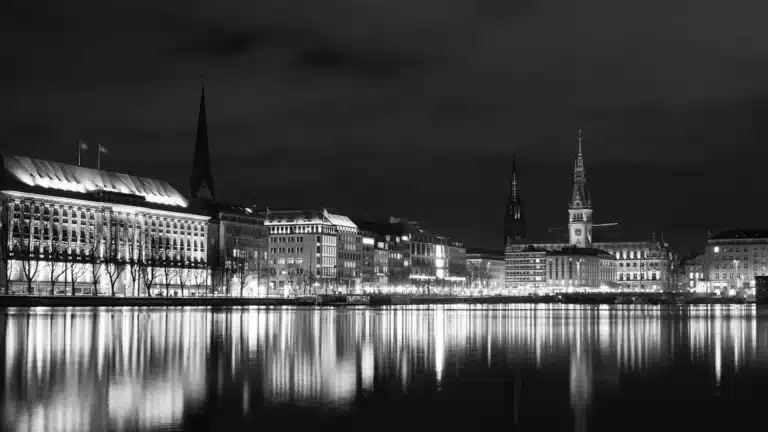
<box><xmin>2</xmin><ymin>305</ymin><xmax>767</xmax><ymax>431</ymax></box>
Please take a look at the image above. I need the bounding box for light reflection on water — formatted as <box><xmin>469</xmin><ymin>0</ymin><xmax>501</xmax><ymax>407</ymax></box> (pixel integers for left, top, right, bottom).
<box><xmin>1</xmin><ymin>305</ymin><xmax>763</xmax><ymax>431</ymax></box>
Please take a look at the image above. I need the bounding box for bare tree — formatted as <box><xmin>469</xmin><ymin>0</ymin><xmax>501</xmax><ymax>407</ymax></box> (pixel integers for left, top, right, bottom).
<box><xmin>104</xmin><ymin>226</ymin><xmax>127</xmax><ymax>296</ymax></box>
<box><xmin>177</xmin><ymin>261</ymin><xmax>192</xmax><ymax>297</ymax></box>
<box><xmin>163</xmin><ymin>264</ymin><xmax>178</xmax><ymax>296</ymax></box>
<box><xmin>21</xmin><ymin>251</ymin><xmax>40</xmax><ymax>294</ymax></box>
<box><xmin>47</xmin><ymin>246</ymin><xmax>66</xmax><ymax>295</ymax></box>
<box><xmin>221</xmin><ymin>264</ymin><xmax>236</xmax><ymax>296</ymax></box>
<box><xmin>65</xmin><ymin>248</ymin><xmax>87</xmax><ymax>296</ymax></box>
<box><xmin>259</xmin><ymin>266</ymin><xmax>275</xmax><ymax>296</ymax></box>
<box><xmin>141</xmin><ymin>253</ymin><xmax>159</xmax><ymax>296</ymax></box>
<box><xmin>235</xmin><ymin>256</ymin><xmax>256</xmax><ymax>297</ymax></box>
<box><xmin>192</xmin><ymin>265</ymin><xmax>210</xmax><ymax>295</ymax></box>
<box><xmin>88</xmin><ymin>243</ymin><xmax>105</xmax><ymax>296</ymax></box>
<box><xmin>300</xmin><ymin>271</ymin><xmax>317</xmax><ymax>295</ymax></box>
<box><xmin>127</xmin><ymin>230</ymin><xmax>145</xmax><ymax>297</ymax></box>
<box><xmin>17</xmin><ymin>214</ymin><xmax>41</xmax><ymax>294</ymax></box>
<box><xmin>1</xmin><ymin>206</ymin><xmax>13</xmax><ymax>295</ymax></box>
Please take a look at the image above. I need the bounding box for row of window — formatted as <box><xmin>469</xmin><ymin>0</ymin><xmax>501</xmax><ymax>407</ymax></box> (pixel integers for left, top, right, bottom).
<box><xmin>714</xmin><ymin>255</ymin><xmax>749</xmax><ymax>261</ymax></box>
<box><xmin>714</xmin><ymin>263</ymin><xmax>748</xmax><ymax>269</ymax></box>
<box><xmin>270</xmin><ymin>247</ymin><xmax>305</xmax><ymax>254</ymax></box>
<box><xmin>270</xmin><ymin>257</ymin><xmax>305</xmax><ymax>266</ymax></box>
<box><xmin>269</xmin><ymin>224</ymin><xmax>336</xmax><ymax>235</ymax></box>
<box><xmin>618</xmin><ymin>273</ymin><xmax>659</xmax><ymax>281</ymax></box>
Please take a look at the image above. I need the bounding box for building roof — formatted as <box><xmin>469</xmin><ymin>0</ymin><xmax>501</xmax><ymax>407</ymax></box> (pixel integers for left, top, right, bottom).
<box><xmin>709</xmin><ymin>229</ymin><xmax>768</xmax><ymax>241</ymax></box>
<box><xmin>507</xmin><ymin>244</ymin><xmax>550</xmax><ymax>254</ymax></box>
<box><xmin>1</xmin><ymin>154</ymin><xmax>188</xmax><ymax>208</ymax></box>
<box><xmin>547</xmin><ymin>246</ymin><xmax>616</xmax><ymax>260</ymax></box>
<box><xmin>322</xmin><ymin>210</ymin><xmax>357</xmax><ymax>229</ymax></box>
<box><xmin>263</xmin><ymin>209</ymin><xmax>357</xmax><ymax>229</ymax></box>
<box><xmin>466</xmin><ymin>247</ymin><xmax>504</xmax><ymax>256</ymax></box>
<box><xmin>466</xmin><ymin>248</ymin><xmax>504</xmax><ymax>260</ymax></box>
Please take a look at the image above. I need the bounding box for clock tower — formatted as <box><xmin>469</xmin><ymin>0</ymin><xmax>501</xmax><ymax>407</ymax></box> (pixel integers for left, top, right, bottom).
<box><xmin>568</xmin><ymin>129</ymin><xmax>592</xmax><ymax>248</ymax></box>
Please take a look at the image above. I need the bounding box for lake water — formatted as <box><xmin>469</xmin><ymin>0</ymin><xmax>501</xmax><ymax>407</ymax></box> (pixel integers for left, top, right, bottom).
<box><xmin>1</xmin><ymin>305</ymin><xmax>766</xmax><ymax>432</ymax></box>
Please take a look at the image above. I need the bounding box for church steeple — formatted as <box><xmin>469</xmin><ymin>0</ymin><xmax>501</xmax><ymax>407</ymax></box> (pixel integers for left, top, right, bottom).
<box><xmin>568</xmin><ymin>129</ymin><xmax>593</xmax><ymax>247</ymax></box>
<box><xmin>505</xmin><ymin>155</ymin><xmax>526</xmax><ymax>247</ymax></box>
<box><xmin>570</xmin><ymin>129</ymin><xmax>590</xmax><ymax>210</ymax></box>
<box><xmin>190</xmin><ymin>84</ymin><xmax>215</xmax><ymax>201</ymax></box>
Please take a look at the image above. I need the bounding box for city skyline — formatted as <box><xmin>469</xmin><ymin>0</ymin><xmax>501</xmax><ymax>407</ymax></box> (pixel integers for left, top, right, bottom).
<box><xmin>5</xmin><ymin>1</ymin><xmax>768</xmax><ymax>254</ymax></box>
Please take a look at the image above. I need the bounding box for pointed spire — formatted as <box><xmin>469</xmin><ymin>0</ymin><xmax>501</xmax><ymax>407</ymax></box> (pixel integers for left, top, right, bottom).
<box><xmin>570</xmin><ymin>128</ymin><xmax>590</xmax><ymax>209</ymax></box>
<box><xmin>505</xmin><ymin>154</ymin><xmax>526</xmax><ymax>246</ymax></box>
<box><xmin>577</xmin><ymin>128</ymin><xmax>583</xmax><ymax>157</ymax></box>
<box><xmin>509</xmin><ymin>154</ymin><xmax>519</xmax><ymax>203</ymax></box>
<box><xmin>190</xmin><ymin>82</ymin><xmax>216</xmax><ymax>200</ymax></box>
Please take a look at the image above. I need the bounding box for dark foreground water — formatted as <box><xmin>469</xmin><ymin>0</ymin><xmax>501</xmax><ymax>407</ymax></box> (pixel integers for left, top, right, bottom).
<box><xmin>2</xmin><ymin>305</ymin><xmax>767</xmax><ymax>432</ymax></box>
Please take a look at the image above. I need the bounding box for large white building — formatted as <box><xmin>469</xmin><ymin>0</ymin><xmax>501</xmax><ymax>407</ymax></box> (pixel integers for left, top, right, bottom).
<box><xmin>0</xmin><ymin>154</ymin><xmax>210</xmax><ymax>296</ymax></box>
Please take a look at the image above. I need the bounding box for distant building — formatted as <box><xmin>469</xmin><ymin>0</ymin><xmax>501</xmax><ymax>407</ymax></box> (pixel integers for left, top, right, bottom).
<box><xmin>355</xmin><ymin>217</ymin><xmax>466</xmax><ymax>293</ymax></box>
<box><xmin>545</xmin><ymin>246</ymin><xmax>617</xmax><ymax>290</ymax></box>
<box><xmin>0</xmin><ymin>154</ymin><xmax>210</xmax><ymax>296</ymax></box>
<box><xmin>680</xmin><ymin>254</ymin><xmax>705</xmax><ymax>292</ymax></box>
<box><xmin>466</xmin><ymin>248</ymin><xmax>505</xmax><ymax>291</ymax></box>
<box><xmin>205</xmin><ymin>203</ymin><xmax>269</xmax><ymax>296</ymax></box>
<box><xmin>703</xmin><ymin>229</ymin><xmax>768</xmax><ymax>293</ymax></box>
<box><xmin>504</xmin><ymin>130</ymin><xmax>675</xmax><ymax>292</ymax></box>
<box><xmin>263</xmin><ymin>209</ymin><xmax>361</xmax><ymax>295</ymax></box>
<box><xmin>359</xmin><ymin>230</ymin><xmax>377</xmax><ymax>289</ymax></box>
<box><xmin>505</xmin><ymin>245</ymin><xmax>547</xmax><ymax>290</ymax></box>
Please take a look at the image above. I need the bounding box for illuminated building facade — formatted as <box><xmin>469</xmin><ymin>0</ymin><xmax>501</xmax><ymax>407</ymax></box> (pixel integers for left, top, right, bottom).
<box><xmin>597</xmin><ymin>241</ymin><xmax>675</xmax><ymax>291</ymax></box>
<box><xmin>680</xmin><ymin>254</ymin><xmax>705</xmax><ymax>291</ymax></box>
<box><xmin>356</xmin><ymin>217</ymin><xmax>467</xmax><ymax>292</ymax></box>
<box><xmin>505</xmin><ymin>245</ymin><xmax>547</xmax><ymax>290</ymax></box>
<box><xmin>504</xmin><ymin>130</ymin><xmax>675</xmax><ymax>292</ymax></box>
<box><xmin>0</xmin><ymin>154</ymin><xmax>210</xmax><ymax>295</ymax></box>
<box><xmin>545</xmin><ymin>247</ymin><xmax>617</xmax><ymax>289</ymax></box>
<box><xmin>703</xmin><ymin>229</ymin><xmax>768</xmax><ymax>293</ymax></box>
<box><xmin>359</xmin><ymin>230</ymin><xmax>377</xmax><ymax>289</ymax></box>
<box><xmin>263</xmin><ymin>209</ymin><xmax>360</xmax><ymax>294</ymax></box>
<box><xmin>466</xmin><ymin>249</ymin><xmax>505</xmax><ymax>291</ymax></box>
<box><xmin>206</xmin><ymin>203</ymin><xmax>269</xmax><ymax>296</ymax></box>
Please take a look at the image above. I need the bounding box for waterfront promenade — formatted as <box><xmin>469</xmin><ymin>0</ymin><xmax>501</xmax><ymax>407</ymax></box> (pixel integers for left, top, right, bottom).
<box><xmin>0</xmin><ymin>292</ymin><xmax>752</xmax><ymax>307</ymax></box>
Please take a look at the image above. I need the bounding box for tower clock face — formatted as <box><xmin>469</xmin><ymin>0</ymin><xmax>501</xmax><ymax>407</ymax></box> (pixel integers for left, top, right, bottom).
<box><xmin>575</xmin><ymin>229</ymin><xmax>582</xmax><ymax>236</ymax></box>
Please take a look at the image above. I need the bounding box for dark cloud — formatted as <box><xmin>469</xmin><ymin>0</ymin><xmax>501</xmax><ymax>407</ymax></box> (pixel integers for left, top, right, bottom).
<box><xmin>4</xmin><ymin>0</ymin><xmax>768</xmax><ymax>252</ymax></box>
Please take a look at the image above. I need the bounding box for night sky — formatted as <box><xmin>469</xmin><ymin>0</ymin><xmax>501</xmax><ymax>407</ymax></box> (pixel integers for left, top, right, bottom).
<box><xmin>4</xmin><ymin>1</ymin><xmax>768</xmax><ymax>255</ymax></box>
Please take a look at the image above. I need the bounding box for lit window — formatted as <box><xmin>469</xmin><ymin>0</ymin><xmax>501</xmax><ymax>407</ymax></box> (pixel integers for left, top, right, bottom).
<box><xmin>714</xmin><ymin>246</ymin><xmax>720</xmax><ymax>253</ymax></box>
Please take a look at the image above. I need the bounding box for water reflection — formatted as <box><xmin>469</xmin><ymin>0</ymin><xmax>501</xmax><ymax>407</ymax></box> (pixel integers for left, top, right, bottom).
<box><xmin>0</xmin><ymin>305</ymin><xmax>762</xmax><ymax>431</ymax></box>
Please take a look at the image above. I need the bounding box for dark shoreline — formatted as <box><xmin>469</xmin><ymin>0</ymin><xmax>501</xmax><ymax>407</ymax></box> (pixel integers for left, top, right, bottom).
<box><xmin>0</xmin><ymin>294</ymin><xmax>754</xmax><ymax>307</ymax></box>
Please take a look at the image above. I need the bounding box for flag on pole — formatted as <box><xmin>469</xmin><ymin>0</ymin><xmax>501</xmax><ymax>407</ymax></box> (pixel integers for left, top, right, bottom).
<box><xmin>77</xmin><ymin>140</ymin><xmax>88</xmax><ymax>166</ymax></box>
<box><xmin>97</xmin><ymin>144</ymin><xmax>108</xmax><ymax>170</ymax></box>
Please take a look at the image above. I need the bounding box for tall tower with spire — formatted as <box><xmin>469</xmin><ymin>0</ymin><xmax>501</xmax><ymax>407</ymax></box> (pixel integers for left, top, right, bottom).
<box><xmin>568</xmin><ymin>129</ymin><xmax>593</xmax><ymax>247</ymax></box>
<box><xmin>504</xmin><ymin>155</ymin><xmax>526</xmax><ymax>247</ymax></box>
<box><xmin>190</xmin><ymin>84</ymin><xmax>216</xmax><ymax>201</ymax></box>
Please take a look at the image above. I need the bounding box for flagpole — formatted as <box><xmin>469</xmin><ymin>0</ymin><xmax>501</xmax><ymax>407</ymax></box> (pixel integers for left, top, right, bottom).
<box><xmin>97</xmin><ymin>145</ymin><xmax>101</xmax><ymax>170</ymax></box>
<box><xmin>77</xmin><ymin>140</ymin><xmax>81</xmax><ymax>166</ymax></box>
